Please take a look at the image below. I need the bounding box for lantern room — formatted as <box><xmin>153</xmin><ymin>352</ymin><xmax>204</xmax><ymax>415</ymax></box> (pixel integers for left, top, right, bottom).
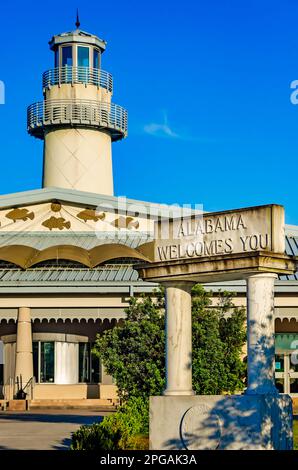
<box><xmin>49</xmin><ymin>29</ymin><xmax>107</xmax><ymax>70</ymax></box>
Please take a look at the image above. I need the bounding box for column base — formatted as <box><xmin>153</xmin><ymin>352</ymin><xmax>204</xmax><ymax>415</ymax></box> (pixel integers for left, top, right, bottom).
<box><xmin>163</xmin><ymin>389</ymin><xmax>195</xmax><ymax>396</ymax></box>
<box><xmin>150</xmin><ymin>394</ymin><xmax>293</xmax><ymax>450</ymax></box>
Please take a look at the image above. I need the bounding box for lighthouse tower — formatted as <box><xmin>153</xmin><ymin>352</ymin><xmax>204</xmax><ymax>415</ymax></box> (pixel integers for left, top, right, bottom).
<box><xmin>27</xmin><ymin>18</ymin><xmax>127</xmax><ymax>195</ymax></box>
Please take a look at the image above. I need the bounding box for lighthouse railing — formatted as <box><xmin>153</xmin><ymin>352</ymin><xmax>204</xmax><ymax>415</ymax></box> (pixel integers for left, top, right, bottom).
<box><xmin>27</xmin><ymin>99</ymin><xmax>128</xmax><ymax>138</ymax></box>
<box><xmin>42</xmin><ymin>67</ymin><xmax>113</xmax><ymax>93</ymax></box>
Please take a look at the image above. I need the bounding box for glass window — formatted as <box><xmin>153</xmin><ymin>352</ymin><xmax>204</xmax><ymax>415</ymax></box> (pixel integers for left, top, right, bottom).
<box><xmin>289</xmin><ymin>353</ymin><xmax>298</xmax><ymax>373</ymax></box>
<box><xmin>275</xmin><ymin>354</ymin><xmax>285</xmax><ymax>373</ymax></box>
<box><xmin>93</xmin><ymin>49</ymin><xmax>100</xmax><ymax>69</ymax></box>
<box><xmin>54</xmin><ymin>49</ymin><xmax>59</xmax><ymax>68</ymax></box>
<box><xmin>40</xmin><ymin>342</ymin><xmax>54</xmax><ymax>383</ymax></box>
<box><xmin>275</xmin><ymin>378</ymin><xmax>284</xmax><ymax>393</ymax></box>
<box><xmin>78</xmin><ymin>46</ymin><xmax>89</xmax><ymax>67</ymax></box>
<box><xmin>33</xmin><ymin>341</ymin><xmax>39</xmax><ymax>382</ymax></box>
<box><xmin>78</xmin><ymin>343</ymin><xmax>101</xmax><ymax>383</ymax></box>
<box><xmin>79</xmin><ymin>343</ymin><xmax>90</xmax><ymax>383</ymax></box>
<box><xmin>62</xmin><ymin>46</ymin><xmax>73</xmax><ymax>67</ymax></box>
<box><xmin>290</xmin><ymin>378</ymin><xmax>298</xmax><ymax>394</ymax></box>
<box><xmin>91</xmin><ymin>348</ymin><xmax>101</xmax><ymax>383</ymax></box>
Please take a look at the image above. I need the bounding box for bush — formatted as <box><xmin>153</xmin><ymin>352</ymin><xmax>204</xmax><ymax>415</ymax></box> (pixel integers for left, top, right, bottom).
<box><xmin>93</xmin><ymin>286</ymin><xmax>246</xmax><ymax>399</ymax></box>
<box><xmin>71</xmin><ymin>397</ymin><xmax>149</xmax><ymax>451</ymax></box>
<box><xmin>93</xmin><ymin>291</ymin><xmax>165</xmax><ymax>401</ymax></box>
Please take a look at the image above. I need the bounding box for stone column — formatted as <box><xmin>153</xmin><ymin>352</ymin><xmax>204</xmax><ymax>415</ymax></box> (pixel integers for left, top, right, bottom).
<box><xmin>246</xmin><ymin>273</ymin><xmax>278</xmax><ymax>395</ymax></box>
<box><xmin>15</xmin><ymin>307</ymin><xmax>33</xmax><ymax>387</ymax></box>
<box><xmin>163</xmin><ymin>281</ymin><xmax>195</xmax><ymax>396</ymax></box>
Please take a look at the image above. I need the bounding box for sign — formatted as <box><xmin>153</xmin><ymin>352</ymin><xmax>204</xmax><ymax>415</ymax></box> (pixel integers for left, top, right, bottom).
<box><xmin>154</xmin><ymin>205</ymin><xmax>285</xmax><ymax>262</ymax></box>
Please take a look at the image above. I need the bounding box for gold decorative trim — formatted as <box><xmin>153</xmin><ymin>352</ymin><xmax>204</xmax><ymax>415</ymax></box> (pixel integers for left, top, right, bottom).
<box><xmin>5</xmin><ymin>208</ymin><xmax>34</xmax><ymax>223</ymax></box>
<box><xmin>51</xmin><ymin>202</ymin><xmax>62</xmax><ymax>212</ymax></box>
<box><xmin>77</xmin><ymin>209</ymin><xmax>106</xmax><ymax>223</ymax></box>
<box><xmin>42</xmin><ymin>216</ymin><xmax>71</xmax><ymax>231</ymax></box>
<box><xmin>111</xmin><ymin>216</ymin><xmax>139</xmax><ymax>230</ymax></box>
<box><xmin>0</xmin><ymin>243</ymin><xmax>150</xmax><ymax>269</ymax></box>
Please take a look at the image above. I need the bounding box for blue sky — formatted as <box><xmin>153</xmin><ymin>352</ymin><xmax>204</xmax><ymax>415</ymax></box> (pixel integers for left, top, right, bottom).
<box><xmin>0</xmin><ymin>0</ymin><xmax>298</xmax><ymax>223</ymax></box>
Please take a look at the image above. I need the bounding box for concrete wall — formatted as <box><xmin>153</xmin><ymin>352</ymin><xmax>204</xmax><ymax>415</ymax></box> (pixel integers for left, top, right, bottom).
<box><xmin>33</xmin><ymin>383</ymin><xmax>99</xmax><ymax>399</ymax></box>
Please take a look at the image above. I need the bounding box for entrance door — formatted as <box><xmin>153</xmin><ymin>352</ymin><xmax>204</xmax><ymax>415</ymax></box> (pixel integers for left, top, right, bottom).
<box><xmin>275</xmin><ymin>353</ymin><xmax>286</xmax><ymax>392</ymax></box>
<box><xmin>288</xmin><ymin>354</ymin><xmax>298</xmax><ymax>394</ymax></box>
<box><xmin>275</xmin><ymin>353</ymin><xmax>298</xmax><ymax>395</ymax></box>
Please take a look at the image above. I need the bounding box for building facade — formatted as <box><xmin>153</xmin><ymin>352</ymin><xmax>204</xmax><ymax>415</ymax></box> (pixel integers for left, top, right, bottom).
<box><xmin>0</xmin><ymin>24</ymin><xmax>298</xmax><ymax>404</ymax></box>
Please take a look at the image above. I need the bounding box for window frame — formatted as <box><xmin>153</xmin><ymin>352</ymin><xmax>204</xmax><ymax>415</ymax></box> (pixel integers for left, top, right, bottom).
<box><xmin>78</xmin><ymin>342</ymin><xmax>101</xmax><ymax>384</ymax></box>
<box><xmin>77</xmin><ymin>45</ymin><xmax>90</xmax><ymax>68</ymax></box>
<box><xmin>60</xmin><ymin>45</ymin><xmax>73</xmax><ymax>68</ymax></box>
<box><xmin>33</xmin><ymin>341</ymin><xmax>55</xmax><ymax>384</ymax></box>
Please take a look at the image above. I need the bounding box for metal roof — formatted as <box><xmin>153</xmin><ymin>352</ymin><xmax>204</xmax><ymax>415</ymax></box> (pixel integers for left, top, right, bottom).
<box><xmin>279</xmin><ymin>235</ymin><xmax>298</xmax><ymax>281</ymax></box>
<box><xmin>0</xmin><ymin>187</ymin><xmax>170</xmax><ymax>217</ymax></box>
<box><xmin>0</xmin><ymin>263</ymin><xmax>139</xmax><ymax>284</ymax></box>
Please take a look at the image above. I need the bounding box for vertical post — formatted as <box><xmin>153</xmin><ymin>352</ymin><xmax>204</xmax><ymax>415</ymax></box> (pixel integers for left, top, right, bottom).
<box><xmin>246</xmin><ymin>273</ymin><xmax>278</xmax><ymax>395</ymax></box>
<box><xmin>163</xmin><ymin>282</ymin><xmax>195</xmax><ymax>396</ymax></box>
<box><xmin>15</xmin><ymin>307</ymin><xmax>33</xmax><ymax>387</ymax></box>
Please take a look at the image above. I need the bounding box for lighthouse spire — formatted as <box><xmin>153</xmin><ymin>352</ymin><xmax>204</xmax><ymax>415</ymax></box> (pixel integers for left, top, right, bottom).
<box><xmin>75</xmin><ymin>9</ymin><xmax>80</xmax><ymax>29</ymax></box>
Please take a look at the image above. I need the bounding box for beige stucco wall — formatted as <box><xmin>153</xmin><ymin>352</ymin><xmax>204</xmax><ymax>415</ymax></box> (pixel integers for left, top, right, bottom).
<box><xmin>33</xmin><ymin>383</ymin><xmax>99</xmax><ymax>399</ymax></box>
<box><xmin>99</xmin><ymin>384</ymin><xmax>118</xmax><ymax>401</ymax></box>
<box><xmin>43</xmin><ymin>81</ymin><xmax>113</xmax><ymax>195</ymax></box>
<box><xmin>0</xmin><ymin>294</ymin><xmax>130</xmax><ymax>308</ymax></box>
<box><xmin>45</xmin><ymin>83</ymin><xmax>112</xmax><ymax>103</ymax></box>
<box><xmin>43</xmin><ymin>128</ymin><xmax>113</xmax><ymax>195</ymax></box>
<box><xmin>211</xmin><ymin>293</ymin><xmax>298</xmax><ymax>308</ymax></box>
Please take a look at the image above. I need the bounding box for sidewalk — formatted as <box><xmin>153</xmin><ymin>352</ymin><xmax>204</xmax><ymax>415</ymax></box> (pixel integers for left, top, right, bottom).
<box><xmin>0</xmin><ymin>409</ymin><xmax>110</xmax><ymax>450</ymax></box>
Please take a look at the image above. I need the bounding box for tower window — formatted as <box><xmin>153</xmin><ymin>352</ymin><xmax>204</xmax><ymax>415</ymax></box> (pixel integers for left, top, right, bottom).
<box><xmin>54</xmin><ymin>49</ymin><xmax>59</xmax><ymax>68</ymax></box>
<box><xmin>78</xmin><ymin>46</ymin><xmax>89</xmax><ymax>67</ymax></box>
<box><xmin>62</xmin><ymin>46</ymin><xmax>73</xmax><ymax>67</ymax></box>
<box><xmin>93</xmin><ymin>49</ymin><xmax>100</xmax><ymax>69</ymax></box>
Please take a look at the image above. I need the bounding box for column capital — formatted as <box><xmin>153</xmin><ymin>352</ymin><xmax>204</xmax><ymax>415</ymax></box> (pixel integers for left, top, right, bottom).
<box><xmin>162</xmin><ymin>280</ymin><xmax>195</xmax><ymax>291</ymax></box>
<box><xmin>246</xmin><ymin>273</ymin><xmax>278</xmax><ymax>280</ymax></box>
<box><xmin>17</xmin><ymin>307</ymin><xmax>31</xmax><ymax>322</ymax></box>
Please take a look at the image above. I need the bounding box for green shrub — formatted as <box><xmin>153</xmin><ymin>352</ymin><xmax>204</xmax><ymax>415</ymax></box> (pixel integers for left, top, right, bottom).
<box><xmin>71</xmin><ymin>397</ymin><xmax>149</xmax><ymax>451</ymax></box>
<box><xmin>71</xmin><ymin>421</ymin><xmax>104</xmax><ymax>451</ymax></box>
<box><xmin>93</xmin><ymin>287</ymin><xmax>246</xmax><ymax>400</ymax></box>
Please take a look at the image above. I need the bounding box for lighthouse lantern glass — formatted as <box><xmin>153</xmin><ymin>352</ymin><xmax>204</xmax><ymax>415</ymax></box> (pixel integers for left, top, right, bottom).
<box><xmin>54</xmin><ymin>49</ymin><xmax>59</xmax><ymax>68</ymax></box>
<box><xmin>93</xmin><ymin>49</ymin><xmax>100</xmax><ymax>69</ymax></box>
<box><xmin>62</xmin><ymin>46</ymin><xmax>73</xmax><ymax>67</ymax></box>
<box><xmin>78</xmin><ymin>46</ymin><xmax>89</xmax><ymax>67</ymax></box>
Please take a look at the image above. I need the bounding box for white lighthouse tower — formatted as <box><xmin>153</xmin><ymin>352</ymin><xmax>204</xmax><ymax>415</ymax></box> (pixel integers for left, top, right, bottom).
<box><xmin>27</xmin><ymin>16</ymin><xmax>127</xmax><ymax>195</ymax></box>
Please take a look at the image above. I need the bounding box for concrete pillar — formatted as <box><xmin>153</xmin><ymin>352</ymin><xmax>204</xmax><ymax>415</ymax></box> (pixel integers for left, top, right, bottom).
<box><xmin>15</xmin><ymin>307</ymin><xmax>33</xmax><ymax>387</ymax></box>
<box><xmin>246</xmin><ymin>273</ymin><xmax>278</xmax><ymax>395</ymax></box>
<box><xmin>164</xmin><ymin>282</ymin><xmax>195</xmax><ymax>396</ymax></box>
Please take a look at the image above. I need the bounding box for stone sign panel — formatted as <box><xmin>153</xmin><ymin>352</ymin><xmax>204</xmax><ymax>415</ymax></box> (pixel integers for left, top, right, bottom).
<box><xmin>154</xmin><ymin>205</ymin><xmax>285</xmax><ymax>262</ymax></box>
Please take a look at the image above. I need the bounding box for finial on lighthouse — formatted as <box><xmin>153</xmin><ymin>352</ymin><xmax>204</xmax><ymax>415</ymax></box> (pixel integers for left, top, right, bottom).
<box><xmin>75</xmin><ymin>9</ymin><xmax>80</xmax><ymax>29</ymax></box>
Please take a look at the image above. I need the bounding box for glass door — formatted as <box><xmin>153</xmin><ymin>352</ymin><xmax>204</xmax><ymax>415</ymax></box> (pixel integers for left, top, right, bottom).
<box><xmin>275</xmin><ymin>353</ymin><xmax>285</xmax><ymax>393</ymax></box>
<box><xmin>275</xmin><ymin>353</ymin><xmax>298</xmax><ymax>395</ymax></box>
<box><xmin>289</xmin><ymin>355</ymin><xmax>298</xmax><ymax>394</ymax></box>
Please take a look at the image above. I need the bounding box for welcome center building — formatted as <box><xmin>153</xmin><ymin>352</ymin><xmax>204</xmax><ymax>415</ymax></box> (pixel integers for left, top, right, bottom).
<box><xmin>0</xmin><ymin>23</ymin><xmax>297</xmax><ymax>407</ymax></box>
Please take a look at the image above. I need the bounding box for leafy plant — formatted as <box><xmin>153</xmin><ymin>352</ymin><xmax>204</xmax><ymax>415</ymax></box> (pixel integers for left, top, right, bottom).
<box><xmin>71</xmin><ymin>397</ymin><xmax>148</xmax><ymax>450</ymax></box>
<box><xmin>93</xmin><ymin>285</ymin><xmax>246</xmax><ymax>399</ymax></box>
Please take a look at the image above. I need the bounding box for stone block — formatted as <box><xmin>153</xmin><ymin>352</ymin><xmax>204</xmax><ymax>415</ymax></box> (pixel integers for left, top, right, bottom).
<box><xmin>150</xmin><ymin>394</ymin><xmax>293</xmax><ymax>450</ymax></box>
